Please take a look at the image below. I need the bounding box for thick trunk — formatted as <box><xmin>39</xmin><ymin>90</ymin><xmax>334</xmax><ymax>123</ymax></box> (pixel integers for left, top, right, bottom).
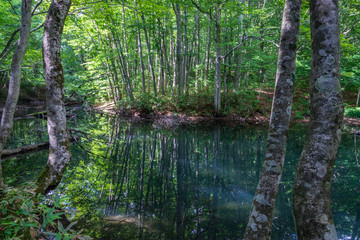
<box><xmin>36</xmin><ymin>0</ymin><xmax>72</xmax><ymax>195</ymax></box>
<box><xmin>243</xmin><ymin>0</ymin><xmax>301</xmax><ymax>239</ymax></box>
<box><xmin>293</xmin><ymin>0</ymin><xmax>343</xmax><ymax>239</ymax></box>
<box><xmin>0</xmin><ymin>0</ymin><xmax>32</xmax><ymax>188</ymax></box>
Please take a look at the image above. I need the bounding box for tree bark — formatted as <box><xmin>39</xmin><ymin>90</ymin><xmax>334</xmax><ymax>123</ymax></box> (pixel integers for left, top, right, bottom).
<box><xmin>173</xmin><ymin>3</ymin><xmax>183</xmax><ymax>97</ymax></box>
<box><xmin>36</xmin><ymin>0</ymin><xmax>72</xmax><ymax>195</ymax></box>
<box><xmin>0</xmin><ymin>0</ymin><xmax>33</xmax><ymax>189</ymax></box>
<box><xmin>214</xmin><ymin>6</ymin><xmax>222</xmax><ymax>116</ymax></box>
<box><xmin>243</xmin><ymin>0</ymin><xmax>301</xmax><ymax>239</ymax></box>
<box><xmin>141</xmin><ymin>15</ymin><xmax>157</xmax><ymax>97</ymax></box>
<box><xmin>293</xmin><ymin>0</ymin><xmax>343</xmax><ymax>239</ymax></box>
<box><xmin>137</xmin><ymin>25</ymin><xmax>146</xmax><ymax>94</ymax></box>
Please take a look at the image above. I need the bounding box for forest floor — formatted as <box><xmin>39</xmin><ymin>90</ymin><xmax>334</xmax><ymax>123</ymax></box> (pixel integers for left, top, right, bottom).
<box><xmin>2</xmin><ymin>88</ymin><xmax>359</xmax><ymax>127</ymax></box>
<box><xmin>94</xmin><ymin>89</ymin><xmax>360</xmax><ymax>127</ymax></box>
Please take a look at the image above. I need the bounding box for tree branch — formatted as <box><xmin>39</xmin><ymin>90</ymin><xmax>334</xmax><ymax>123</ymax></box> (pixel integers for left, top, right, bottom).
<box><xmin>0</xmin><ymin>28</ymin><xmax>20</xmax><ymax>59</ymax></box>
<box><xmin>72</xmin><ymin>0</ymin><xmax>106</xmax><ymax>6</ymax></box>
<box><xmin>190</xmin><ymin>0</ymin><xmax>214</xmax><ymax>20</ymax></box>
<box><xmin>7</xmin><ymin>0</ymin><xmax>19</xmax><ymax>16</ymax></box>
<box><xmin>222</xmin><ymin>33</ymin><xmax>279</xmax><ymax>59</ymax></box>
<box><xmin>31</xmin><ymin>0</ymin><xmax>43</xmax><ymax>16</ymax></box>
<box><xmin>69</xmin><ymin>7</ymin><xmax>90</xmax><ymax>15</ymax></box>
<box><xmin>0</xmin><ymin>24</ymin><xmax>44</xmax><ymax>64</ymax></box>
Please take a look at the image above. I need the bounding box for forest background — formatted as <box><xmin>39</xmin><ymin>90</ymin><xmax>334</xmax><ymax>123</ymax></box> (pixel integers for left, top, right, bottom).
<box><xmin>0</xmin><ymin>0</ymin><xmax>359</xmax><ymax>119</ymax></box>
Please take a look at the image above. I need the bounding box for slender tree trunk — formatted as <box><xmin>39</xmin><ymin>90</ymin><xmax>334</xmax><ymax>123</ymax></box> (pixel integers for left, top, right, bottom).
<box><xmin>243</xmin><ymin>0</ymin><xmax>301</xmax><ymax>239</ymax></box>
<box><xmin>36</xmin><ymin>0</ymin><xmax>72</xmax><ymax>195</ymax></box>
<box><xmin>293</xmin><ymin>0</ymin><xmax>343</xmax><ymax>239</ymax></box>
<box><xmin>205</xmin><ymin>16</ymin><xmax>211</xmax><ymax>89</ymax></box>
<box><xmin>173</xmin><ymin>3</ymin><xmax>183</xmax><ymax>97</ymax></box>
<box><xmin>137</xmin><ymin>27</ymin><xmax>146</xmax><ymax>94</ymax></box>
<box><xmin>182</xmin><ymin>7</ymin><xmax>189</xmax><ymax>95</ymax></box>
<box><xmin>111</xmin><ymin>31</ymin><xmax>134</xmax><ymax>101</ymax></box>
<box><xmin>214</xmin><ymin>6</ymin><xmax>222</xmax><ymax>116</ymax></box>
<box><xmin>0</xmin><ymin>0</ymin><xmax>32</xmax><ymax>189</ymax></box>
<box><xmin>141</xmin><ymin>15</ymin><xmax>157</xmax><ymax>97</ymax></box>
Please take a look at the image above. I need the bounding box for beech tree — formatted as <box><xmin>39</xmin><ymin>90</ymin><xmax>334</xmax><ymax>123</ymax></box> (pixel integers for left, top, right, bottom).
<box><xmin>0</xmin><ymin>0</ymin><xmax>33</xmax><ymax>188</ymax></box>
<box><xmin>293</xmin><ymin>0</ymin><xmax>343</xmax><ymax>239</ymax></box>
<box><xmin>243</xmin><ymin>0</ymin><xmax>302</xmax><ymax>238</ymax></box>
<box><xmin>36</xmin><ymin>0</ymin><xmax>72</xmax><ymax>194</ymax></box>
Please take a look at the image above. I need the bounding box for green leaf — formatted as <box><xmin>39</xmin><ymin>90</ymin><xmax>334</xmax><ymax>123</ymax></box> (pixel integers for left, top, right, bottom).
<box><xmin>55</xmin><ymin>194</ymin><xmax>60</xmax><ymax>207</ymax></box>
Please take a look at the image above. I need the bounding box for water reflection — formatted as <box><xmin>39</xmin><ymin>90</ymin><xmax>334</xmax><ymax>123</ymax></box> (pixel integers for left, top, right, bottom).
<box><xmin>2</xmin><ymin>114</ymin><xmax>360</xmax><ymax>239</ymax></box>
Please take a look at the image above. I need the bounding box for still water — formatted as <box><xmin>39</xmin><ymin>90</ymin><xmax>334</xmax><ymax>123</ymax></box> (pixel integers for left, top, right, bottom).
<box><xmin>3</xmin><ymin>112</ymin><xmax>360</xmax><ymax>239</ymax></box>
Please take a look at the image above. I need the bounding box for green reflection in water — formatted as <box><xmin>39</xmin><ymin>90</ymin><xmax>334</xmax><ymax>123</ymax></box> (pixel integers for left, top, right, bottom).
<box><xmin>2</xmin><ymin>113</ymin><xmax>360</xmax><ymax>240</ymax></box>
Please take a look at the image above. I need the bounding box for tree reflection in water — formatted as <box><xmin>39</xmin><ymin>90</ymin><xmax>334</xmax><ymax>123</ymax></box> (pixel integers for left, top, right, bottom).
<box><xmin>2</xmin><ymin>114</ymin><xmax>360</xmax><ymax>239</ymax></box>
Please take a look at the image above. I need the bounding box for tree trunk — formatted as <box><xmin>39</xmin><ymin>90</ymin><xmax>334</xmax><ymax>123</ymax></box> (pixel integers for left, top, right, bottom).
<box><xmin>214</xmin><ymin>6</ymin><xmax>221</xmax><ymax>116</ymax></box>
<box><xmin>137</xmin><ymin>27</ymin><xmax>146</xmax><ymax>94</ymax></box>
<box><xmin>36</xmin><ymin>0</ymin><xmax>72</xmax><ymax>195</ymax></box>
<box><xmin>243</xmin><ymin>0</ymin><xmax>301</xmax><ymax>239</ymax></box>
<box><xmin>141</xmin><ymin>15</ymin><xmax>157</xmax><ymax>97</ymax></box>
<box><xmin>0</xmin><ymin>0</ymin><xmax>32</xmax><ymax>188</ymax></box>
<box><xmin>173</xmin><ymin>3</ymin><xmax>183</xmax><ymax>97</ymax></box>
<box><xmin>293</xmin><ymin>0</ymin><xmax>343</xmax><ymax>239</ymax></box>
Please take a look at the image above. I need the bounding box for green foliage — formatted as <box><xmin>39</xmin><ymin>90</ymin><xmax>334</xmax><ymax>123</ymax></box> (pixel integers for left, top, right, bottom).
<box><xmin>117</xmin><ymin>90</ymin><xmax>260</xmax><ymax>117</ymax></box>
<box><xmin>223</xmin><ymin>90</ymin><xmax>259</xmax><ymax>117</ymax></box>
<box><xmin>344</xmin><ymin>107</ymin><xmax>360</xmax><ymax>118</ymax></box>
<box><xmin>0</xmin><ymin>182</ymin><xmax>90</xmax><ymax>240</ymax></box>
<box><xmin>292</xmin><ymin>95</ymin><xmax>310</xmax><ymax>119</ymax></box>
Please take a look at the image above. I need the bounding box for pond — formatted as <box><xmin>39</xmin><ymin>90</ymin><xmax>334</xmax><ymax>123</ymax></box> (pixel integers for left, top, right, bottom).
<box><xmin>2</xmin><ymin>112</ymin><xmax>360</xmax><ymax>240</ymax></box>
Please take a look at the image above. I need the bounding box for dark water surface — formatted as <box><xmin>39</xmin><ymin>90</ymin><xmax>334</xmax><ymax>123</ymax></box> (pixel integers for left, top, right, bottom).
<box><xmin>3</xmin><ymin>113</ymin><xmax>360</xmax><ymax>239</ymax></box>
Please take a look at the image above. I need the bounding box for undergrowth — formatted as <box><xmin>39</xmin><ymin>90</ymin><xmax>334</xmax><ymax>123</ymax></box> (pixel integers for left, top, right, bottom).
<box><xmin>344</xmin><ymin>107</ymin><xmax>360</xmax><ymax>118</ymax></box>
<box><xmin>117</xmin><ymin>90</ymin><xmax>260</xmax><ymax>117</ymax></box>
<box><xmin>0</xmin><ymin>182</ymin><xmax>90</xmax><ymax>240</ymax></box>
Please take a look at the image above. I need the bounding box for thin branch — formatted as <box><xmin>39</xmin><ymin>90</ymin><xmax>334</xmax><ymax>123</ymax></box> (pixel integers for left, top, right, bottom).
<box><xmin>222</xmin><ymin>35</ymin><xmax>246</xmax><ymax>59</ymax></box>
<box><xmin>0</xmin><ymin>64</ymin><xmax>34</xmax><ymax>72</ymax></box>
<box><xmin>190</xmin><ymin>0</ymin><xmax>214</xmax><ymax>20</ymax></box>
<box><xmin>0</xmin><ymin>41</ymin><xmax>18</xmax><ymax>64</ymax></box>
<box><xmin>72</xmin><ymin>0</ymin><xmax>106</xmax><ymax>6</ymax></box>
<box><xmin>222</xmin><ymin>33</ymin><xmax>279</xmax><ymax>59</ymax></box>
<box><xmin>7</xmin><ymin>0</ymin><xmax>19</xmax><ymax>16</ymax></box>
<box><xmin>0</xmin><ymin>28</ymin><xmax>20</xmax><ymax>59</ymax></box>
<box><xmin>69</xmin><ymin>7</ymin><xmax>90</xmax><ymax>15</ymax></box>
<box><xmin>31</xmin><ymin>0</ymin><xmax>43</xmax><ymax>16</ymax></box>
<box><xmin>343</xmin><ymin>78</ymin><xmax>359</xmax><ymax>90</ymax></box>
<box><xmin>30</xmin><ymin>23</ymin><xmax>44</xmax><ymax>33</ymax></box>
<box><xmin>247</xmin><ymin>35</ymin><xmax>279</xmax><ymax>48</ymax></box>
<box><xmin>0</xmin><ymin>24</ymin><xmax>44</xmax><ymax>64</ymax></box>
<box><xmin>32</xmin><ymin>11</ymin><xmax>47</xmax><ymax>16</ymax></box>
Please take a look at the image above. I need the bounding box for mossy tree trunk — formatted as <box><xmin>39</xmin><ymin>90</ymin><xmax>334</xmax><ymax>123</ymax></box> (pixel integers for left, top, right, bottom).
<box><xmin>0</xmin><ymin>0</ymin><xmax>33</xmax><ymax>189</ymax></box>
<box><xmin>293</xmin><ymin>0</ymin><xmax>343</xmax><ymax>239</ymax></box>
<box><xmin>243</xmin><ymin>0</ymin><xmax>301</xmax><ymax>239</ymax></box>
<box><xmin>36</xmin><ymin>0</ymin><xmax>72</xmax><ymax>194</ymax></box>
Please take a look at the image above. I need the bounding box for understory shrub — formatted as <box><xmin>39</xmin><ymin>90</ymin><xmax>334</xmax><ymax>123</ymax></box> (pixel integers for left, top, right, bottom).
<box><xmin>344</xmin><ymin>107</ymin><xmax>360</xmax><ymax>118</ymax></box>
<box><xmin>0</xmin><ymin>182</ymin><xmax>90</xmax><ymax>240</ymax></box>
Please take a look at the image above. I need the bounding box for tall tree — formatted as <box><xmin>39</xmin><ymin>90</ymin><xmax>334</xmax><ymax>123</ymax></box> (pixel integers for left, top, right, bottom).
<box><xmin>0</xmin><ymin>0</ymin><xmax>33</xmax><ymax>188</ymax></box>
<box><xmin>36</xmin><ymin>0</ymin><xmax>72</xmax><ymax>194</ymax></box>
<box><xmin>173</xmin><ymin>3</ymin><xmax>183</xmax><ymax>97</ymax></box>
<box><xmin>243</xmin><ymin>0</ymin><xmax>302</xmax><ymax>238</ymax></box>
<box><xmin>293</xmin><ymin>0</ymin><xmax>343</xmax><ymax>239</ymax></box>
<box><xmin>214</xmin><ymin>4</ymin><xmax>222</xmax><ymax>116</ymax></box>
